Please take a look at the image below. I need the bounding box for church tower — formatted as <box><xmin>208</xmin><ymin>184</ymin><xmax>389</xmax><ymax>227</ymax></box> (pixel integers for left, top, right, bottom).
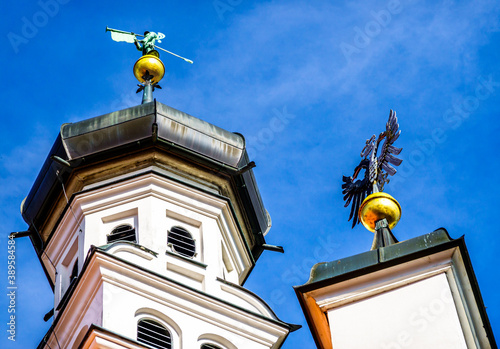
<box><xmin>15</xmin><ymin>30</ymin><xmax>297</xmax><ymax>349</ymax></box>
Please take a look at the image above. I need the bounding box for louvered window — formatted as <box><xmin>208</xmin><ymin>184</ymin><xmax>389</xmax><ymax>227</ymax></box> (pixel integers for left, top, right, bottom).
<box><xmin>201</xmin><ymin>344</ymin><xmax>222</xmax><ymax>349</ymax></box>
<box><xmin>137</xmin><ymin>319</ymin><xmax>171</xmax><ymax>349</ymax></box>
<box><xmin>167</xmin><ymin>226</ymin><xmax>196</xmax><ymax>258</ymax></box>
<box><xmin>107</xmin><ymin>224</ymin><xmax>136</xmax><ymax>244</ymax></box>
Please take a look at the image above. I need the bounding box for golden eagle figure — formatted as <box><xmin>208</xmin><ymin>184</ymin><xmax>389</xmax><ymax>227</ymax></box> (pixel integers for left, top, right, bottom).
<box><xmin>342</xmin><ymin>110</ymin><xmax>402</xmax><ymax>228</ymax></box>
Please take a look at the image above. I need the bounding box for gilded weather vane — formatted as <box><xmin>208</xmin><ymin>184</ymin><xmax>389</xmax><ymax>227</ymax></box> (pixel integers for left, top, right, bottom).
<box><xmin>341</xmin><ymin>110</ymin><xmax>403</xmax><ymax>237</ymax></box>
<box><xmin>105</xmin><ymin>26</ymin><xmax>193</xmax><ymax>104</ymax></box>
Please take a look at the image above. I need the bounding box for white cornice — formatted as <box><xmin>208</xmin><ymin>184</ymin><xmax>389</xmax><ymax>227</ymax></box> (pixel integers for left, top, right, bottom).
<box><xmin>48</xmin><ymin>250</ymin><xmax>288</xmax><ymax>349</ymax></box>
<box><xmin>94</xmin><ymin>251</ymin><xmax>287</xmax><ymax>342</ymax></box>
<box><xmin>79</xmin><ymin>326</ymin><xmax>149</xmax><ymax>349</ymax></box>
<box><xmin>311</xmin><ymin>249</ymin><xmax>455</xmax><ymax>306</ymax></box>
<box><xmin>316</xmin><ymin>264</ymin><xmax>452</xmax><ymax>310</ymax></box>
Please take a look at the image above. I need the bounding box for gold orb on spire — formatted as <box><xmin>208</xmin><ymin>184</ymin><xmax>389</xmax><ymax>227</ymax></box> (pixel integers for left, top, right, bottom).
<box><xmin>358</xmin><ymin>192</ymin><xmax>401</xmax><ymax>232</ymax></box>
<box><xmin>133</xmin><ymin>54</ymin><xmax>165</xmax><ymax>83</ymax></box>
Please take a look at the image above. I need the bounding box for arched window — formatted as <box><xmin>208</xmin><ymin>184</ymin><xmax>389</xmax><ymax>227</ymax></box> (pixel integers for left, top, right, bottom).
<box><xmin>167</xmin><ymin>226</ymin><xmax>196</xmax><ymax>258</ymax></box>
<box><xmin>201</xmin><ymin>344</ymin><xmax>222</xmax><ymax>349</ymax></box>
<box><xmin>137</xmin><ymin>319</ymin><xmax>172</xmax><ymax>349</ymax></box>
<box><xmin>107</xmin><ymin>224</ymin><xmax>136</xmax><ymax>244</ymax></box>
<box><xmin>198</xmin><ymin>334</ymin><xmax>236</xmax><ymax>349</ymax></box>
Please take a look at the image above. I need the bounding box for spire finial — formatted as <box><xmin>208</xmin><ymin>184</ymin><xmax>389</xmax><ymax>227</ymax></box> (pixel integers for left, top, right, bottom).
<box><xmin>341</xmin><ymin>110</ymin><xmax>403</xmax><ymax>237</ymax></box>
<box><xmin>106</xmin><ymin>26</ymin><xmax>193</xmax><ymax>103</ymax></box>
<box><xmin>133</xmin><ymin>57</ymin><xmax>164</xmax><ymax>104</ymax></box>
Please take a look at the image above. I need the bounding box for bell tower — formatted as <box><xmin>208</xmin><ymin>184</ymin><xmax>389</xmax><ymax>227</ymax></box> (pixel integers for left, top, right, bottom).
<box><xmin>14</xmin><ymin>28</ymin><xmax>298</xmax><ymax>349</ymax></box>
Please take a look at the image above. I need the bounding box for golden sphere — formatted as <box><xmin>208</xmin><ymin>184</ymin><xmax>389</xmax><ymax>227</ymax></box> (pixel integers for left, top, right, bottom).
<box><xmin>133</xmin><ymin>55</ymin><xmax>165</xmax><ymax>83</ymax></box>
<box><xmin>359</xmin><ymin>192</ymin><xmax>401</xmax><ymax>232</ymax></box>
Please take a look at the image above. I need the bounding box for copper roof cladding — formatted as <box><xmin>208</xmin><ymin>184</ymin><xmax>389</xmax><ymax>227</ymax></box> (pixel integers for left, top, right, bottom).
<box><xmin>21</xmin><ymin>100</ymin><xmax>269</xmax><ymax>262</ymax></box>
<box><xmin>60</xmin><ymin>101</ymin><xmax>245</xmax><ymax>167</ymax></box>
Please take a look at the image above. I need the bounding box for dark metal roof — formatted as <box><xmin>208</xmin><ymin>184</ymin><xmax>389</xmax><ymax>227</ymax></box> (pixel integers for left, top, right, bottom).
<box><xmin>60</xmin><ymin>101</ymin><xmax>245</xmax><ymax>167</ymax></box>
<box><xmin>21</xmin><ymin>100</ymin><xmax>269</xmax><ymax>262</ymax></box>
<box><xmin>304</xmin><ymin>228</ymin><xmax>453</xmax><ymax>286</ymax></box>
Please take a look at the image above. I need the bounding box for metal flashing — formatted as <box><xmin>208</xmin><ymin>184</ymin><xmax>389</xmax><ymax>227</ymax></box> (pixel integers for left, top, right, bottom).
<box><xmin>60</xmin><ymin>101</ymin><xmax>245</xmax><ymax>166</ymax></box>
<box><xmin>216</xmin><ymin>277</ymin><xmax>301</xmax><ymax>332</ymax></box>
<box><xmin>303</xmin><ymin>228</ymin><xmax>452</xmax><ymax>286</ymax></box>
<box><xmin>97</xmin><ymin>241</ymin><xmax>159</xmax><ymax>257</ymax></box>
<box><xmin>165</xmin><ymin>250</ymin><xmax>208</xmax><ymax>269</ymax></box>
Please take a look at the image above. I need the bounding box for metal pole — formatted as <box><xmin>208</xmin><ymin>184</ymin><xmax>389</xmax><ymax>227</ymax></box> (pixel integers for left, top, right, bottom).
<box><xmin>142</xmin><ymin>82</ymin><xmax>153</xmax><ymax>104</ymax></box>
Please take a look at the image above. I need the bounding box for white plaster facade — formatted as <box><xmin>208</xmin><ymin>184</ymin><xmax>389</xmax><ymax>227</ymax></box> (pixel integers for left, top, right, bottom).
<box><xmin>40</xmin><ymin>169</ymin><xmax>290</xmax><ymax>348</ymax></box>
<box><xmin>307</xmin><ymin>246</ymin><xmax>491</xmax><ymax>348</ymax></box>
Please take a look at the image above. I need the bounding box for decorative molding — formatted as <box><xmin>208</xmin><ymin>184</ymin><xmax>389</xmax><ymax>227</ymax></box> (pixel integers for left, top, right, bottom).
<box><xmin>43</xmin><ymin>172</ymin><xmax>253</xmax><ymax>289</ymax></box>
<box><xmin>317</xmin><ymin>264</ymin><xmax>452</xmax><ymax>310</ymax></box>
<box><xmin>107</xmin><ymin>244</ymin><xmax>156</xmax><ymax>261</ymax></box>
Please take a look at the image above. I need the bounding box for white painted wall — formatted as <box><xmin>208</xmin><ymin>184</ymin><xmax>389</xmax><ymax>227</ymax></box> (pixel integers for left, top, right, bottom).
<box><xmin>327</xmin><ymin>273</ymin><xmax>467</xmax><ymax>349</ymax></box>
<box><xmin>45</xmin><ymin>251</ymin><xmax>288</xmax><ymax>349</ymax></box>
<box><xmin>41</xmin><ymin>171</ymin><xmax>288</xmax><ymax>349</ymax></box>
<box><xmin>47</xmin><ymin>172</ymin><xmax>253</xmax><ymax>306</ymax></box>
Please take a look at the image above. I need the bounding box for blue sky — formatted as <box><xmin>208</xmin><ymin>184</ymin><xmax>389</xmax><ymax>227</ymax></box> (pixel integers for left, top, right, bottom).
<box><xmin>1</xmin><ymin>0</ymin><xmax>499</xmax><ymax>348</ymax></box>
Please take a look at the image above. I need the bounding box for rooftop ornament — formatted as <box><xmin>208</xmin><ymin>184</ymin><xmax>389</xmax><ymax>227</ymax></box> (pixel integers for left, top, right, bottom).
<box><xmin>106</xmin><ymin>26</ymin><xmax>193</xmax><ymax>104</ymax></box>
<box><xmin>342</xmin><ymin>110</ymin><xmax>403</xmax><ymax>248</ymax></box>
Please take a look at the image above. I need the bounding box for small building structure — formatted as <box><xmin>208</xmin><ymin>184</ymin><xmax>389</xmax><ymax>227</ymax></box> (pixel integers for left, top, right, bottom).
<box><xmin>296</xmin><ymin>109</ymin><xmax>497</xmax><ymax>349</ymax></box>
<box><xmin>295</xmin><ymin>208</ymin><xmax>497</xmax><ymax>348</ymax></box>
<box><xmin>17</xmin><ymin>100</ymin><xmax>297</xmax><ymax>349</ymax></box>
